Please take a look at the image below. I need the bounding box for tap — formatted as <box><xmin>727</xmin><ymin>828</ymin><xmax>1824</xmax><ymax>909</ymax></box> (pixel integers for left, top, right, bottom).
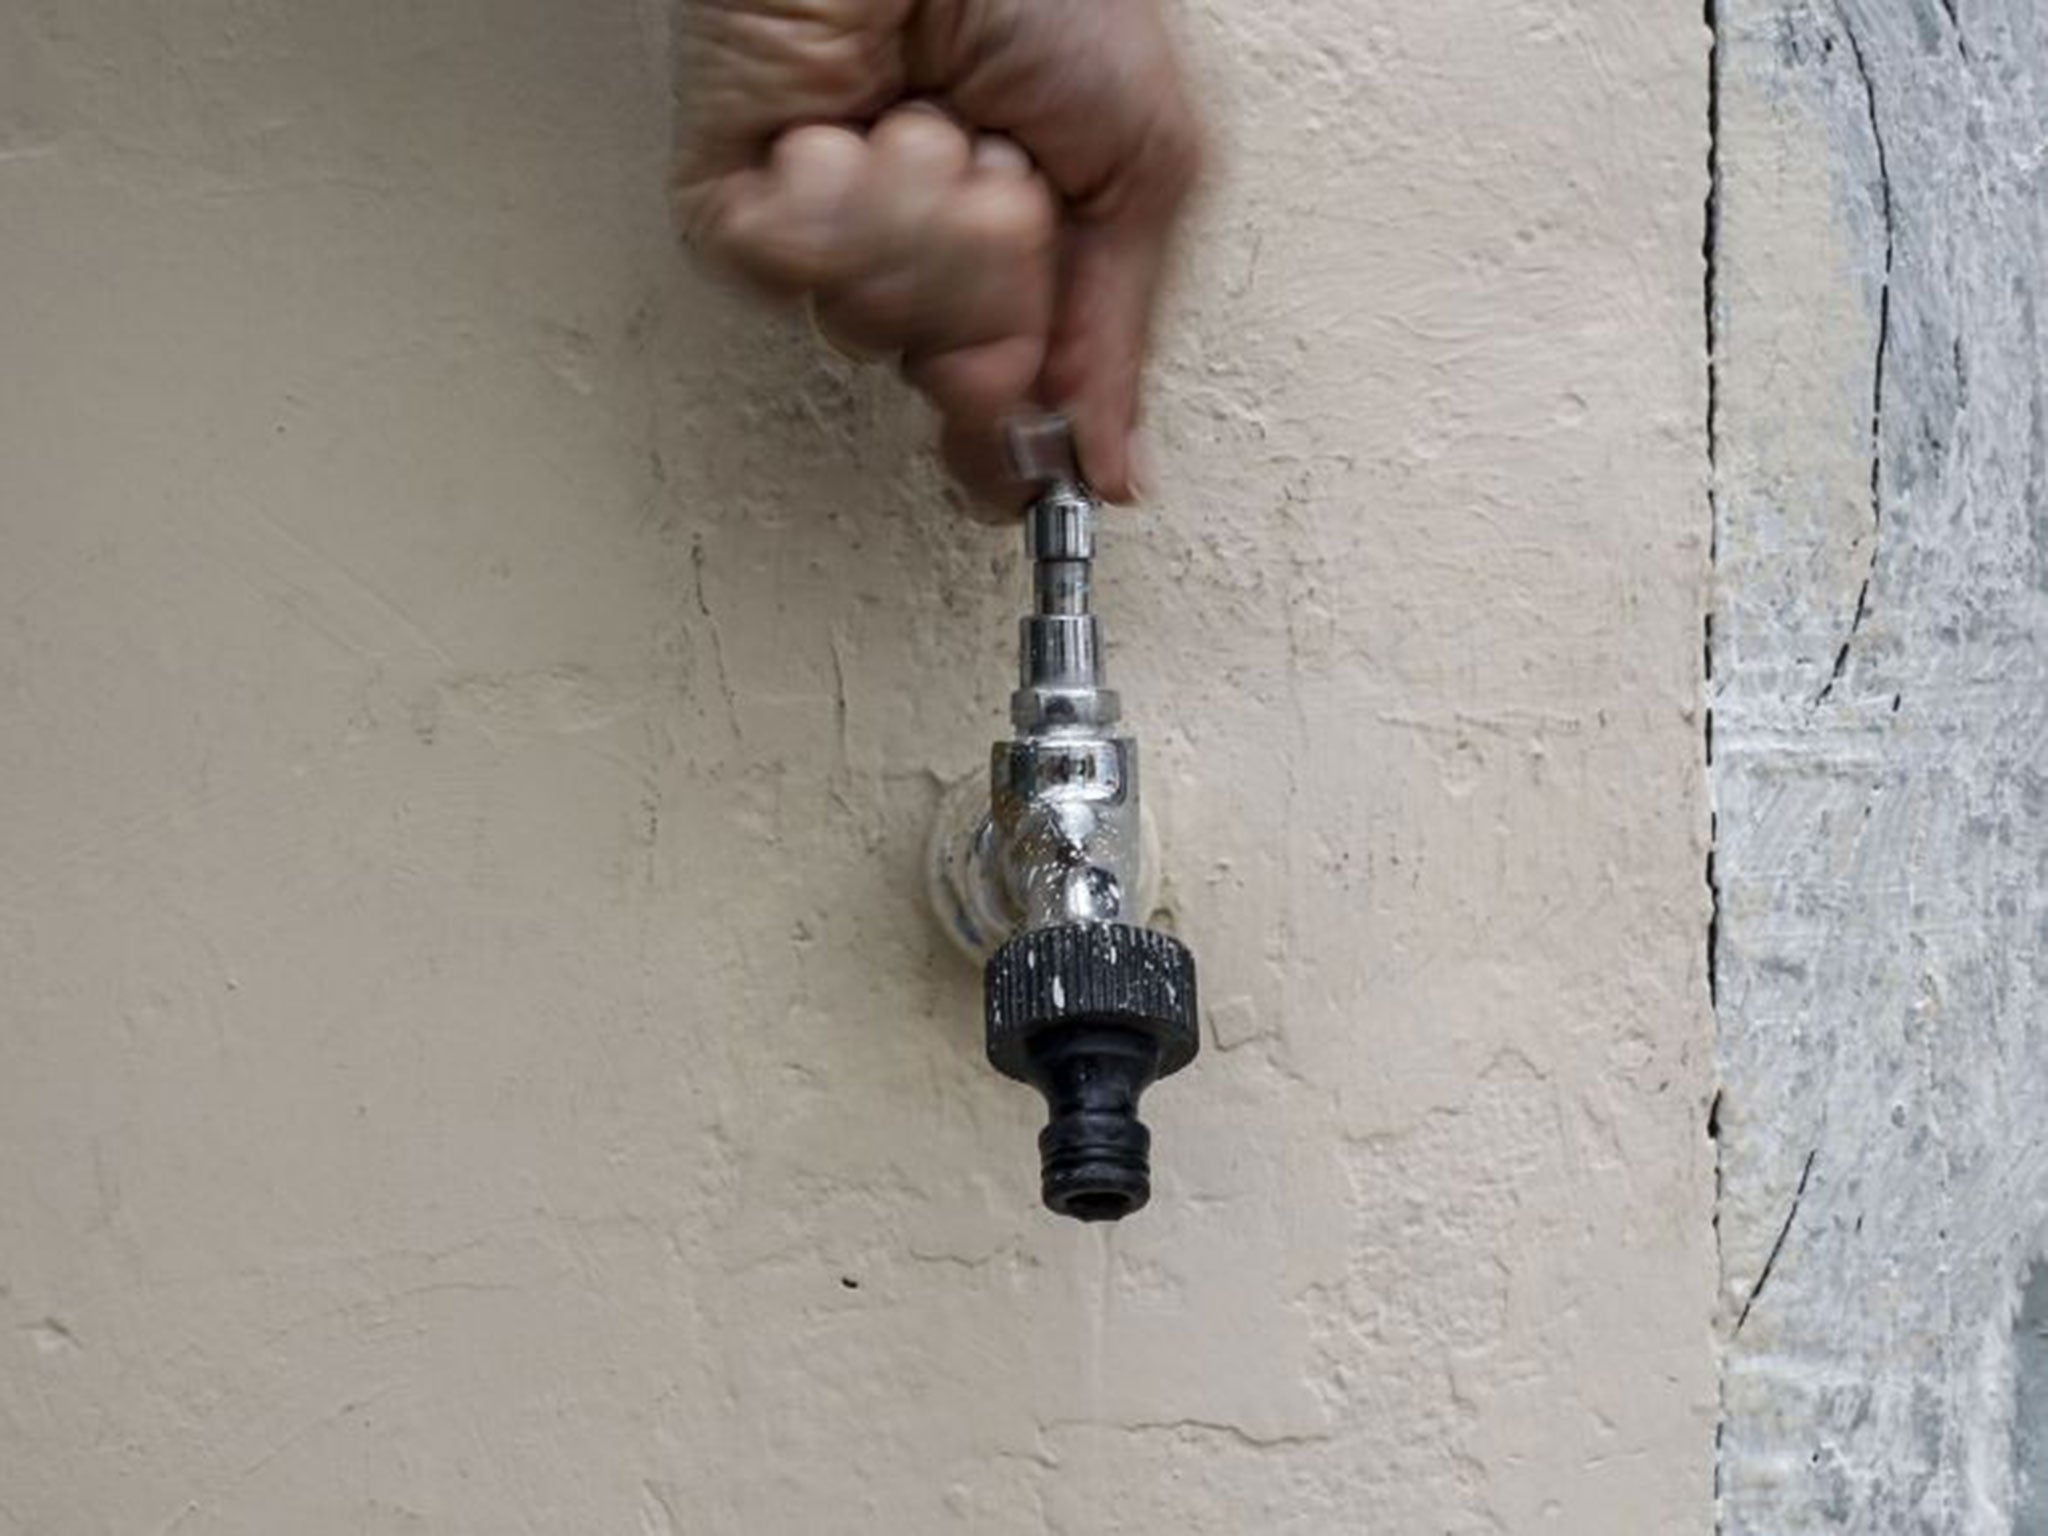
<box><xmin>928</xmin><ymin>415</ymin><xmax>1199</xmax><ymax>1222</ymax></box>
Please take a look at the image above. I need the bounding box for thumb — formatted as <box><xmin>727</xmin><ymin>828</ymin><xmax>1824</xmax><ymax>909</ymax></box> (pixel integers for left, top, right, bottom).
<box><xmin>1040</xmin><ymin>216</ymin><xmax>1179</xmax><ymax>504</ymax></box>
<box><xmin>1025</xmin><ymin>77</ymin><xmax>1203</xmax><ymax>507</ymax></box>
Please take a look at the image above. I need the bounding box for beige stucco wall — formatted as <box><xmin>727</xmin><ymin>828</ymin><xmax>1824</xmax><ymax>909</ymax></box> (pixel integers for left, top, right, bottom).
<box><xmin>0</xmin><ymin>1</ymin><xmax>1714</xmax><ymax>1529</ymax></box>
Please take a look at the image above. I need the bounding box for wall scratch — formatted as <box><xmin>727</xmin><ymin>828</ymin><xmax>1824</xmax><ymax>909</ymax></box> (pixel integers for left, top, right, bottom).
<box><xmin>1734</xmin><ymin>1149</ymin><xmax>1816</xmax><ymax>1335</ymax></box>
<box><xmin>828</xmin><ymin>629</ymin><xmax>851</xmax><ymax>769</ymax></box>
<box><xmin>690</xmin><ymin>534</ymin><xmax>743</xmax><ymax>740</ymax></box>
<box><xmin>1815</xmin><ymin>5</ymin><xmax>1892</xmax><ymax>707</ymax></box>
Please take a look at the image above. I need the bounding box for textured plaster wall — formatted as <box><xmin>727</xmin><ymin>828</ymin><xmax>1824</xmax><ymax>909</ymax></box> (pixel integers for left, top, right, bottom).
<box><xmin>0</xmin><ymin>1</ymin><xmax>1714</xmax><ymax>1529</ymax></box>
<box><xmin>1710</xmin><ymin>1</ymin><xmax>2048</xmax><ymax>1530</ymax></box>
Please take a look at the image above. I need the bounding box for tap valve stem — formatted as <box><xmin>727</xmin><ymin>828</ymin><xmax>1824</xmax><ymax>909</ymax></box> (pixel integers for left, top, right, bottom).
<box><xmin>1011</xmin><ymin>429</ymin><xmax>1119</xmax><ymax>735</ymax></box>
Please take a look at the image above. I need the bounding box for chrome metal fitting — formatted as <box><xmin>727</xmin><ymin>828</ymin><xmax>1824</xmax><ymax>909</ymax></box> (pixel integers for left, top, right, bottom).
<box><xmin>926</xmin><ymin>414</ymin><xmax>1200</xmax><ymax>1222</ymax></box>
<box><xmin>931</xmin><ymin>416</ymin><xmax>1143</xmax><ymax>952</ymax></box>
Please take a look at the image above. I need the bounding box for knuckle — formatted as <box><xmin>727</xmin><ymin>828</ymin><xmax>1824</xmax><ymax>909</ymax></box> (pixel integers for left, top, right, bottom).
<box><xmin>706</xmin><ymin>204</ymin><xmax>845</xmax><ymax>293</ymax></box>
<box><xmin>769</xmin><ymin>122</ymin><xmax>867</xmax><ymax>179</ymax></box>
<box><xmin>967</xmin><ymin>180</ymin><xmax>1057</xmax><ymax>255</ymax></box>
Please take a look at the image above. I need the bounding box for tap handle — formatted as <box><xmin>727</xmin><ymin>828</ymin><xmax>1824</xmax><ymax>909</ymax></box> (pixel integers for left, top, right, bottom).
<box><xmin>1009</xmin><ymin>413</ymin><xmax>1097</xmax><ymax>565</ymax></box>
<box><xmin>1006</xmin><ymin>413</ymin><xmax>1084</xmax><ymax>493</ymax></box>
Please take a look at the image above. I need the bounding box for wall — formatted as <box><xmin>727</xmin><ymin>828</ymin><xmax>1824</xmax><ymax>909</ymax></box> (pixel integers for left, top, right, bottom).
<box><xmin>1711</xmin><ymin>1</ymin><xmax>2048</xmax><ymax>1529</ymax></box>
<box><xmin>0</xmin><ymin>0</ymin><xmax>1715</xmax><ymax>1529</ymax></box>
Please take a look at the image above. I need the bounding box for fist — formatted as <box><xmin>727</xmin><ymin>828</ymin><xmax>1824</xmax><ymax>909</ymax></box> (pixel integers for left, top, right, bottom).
<box><xmin>673</xmin><ymin>0</ymin><xmax>1204</xmax><ymax>513</ymax></box>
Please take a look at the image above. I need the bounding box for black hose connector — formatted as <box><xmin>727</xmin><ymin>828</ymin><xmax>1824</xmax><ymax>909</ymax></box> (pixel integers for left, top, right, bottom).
<box><xmin>985</xmin><ymin>922</ymin><xmax>1199</xmax><ymax>1221</ymax></box>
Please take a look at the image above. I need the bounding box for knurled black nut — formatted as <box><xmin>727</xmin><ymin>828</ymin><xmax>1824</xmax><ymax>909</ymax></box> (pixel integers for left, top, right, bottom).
<box><xmin>985</xmin><ymin>922</ymin><xmax>1199</xmax><ymax>1082</ymax></box>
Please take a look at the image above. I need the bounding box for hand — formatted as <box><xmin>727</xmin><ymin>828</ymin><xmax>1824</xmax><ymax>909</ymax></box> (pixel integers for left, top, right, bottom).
<box><xmin>673</xmin><ymin>0</ymin><xmax>1204</xmax><ymax>513</ymax></box>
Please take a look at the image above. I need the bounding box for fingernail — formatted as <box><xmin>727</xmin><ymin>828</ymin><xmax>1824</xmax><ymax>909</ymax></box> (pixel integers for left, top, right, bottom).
<box><xmin>1126</xmin><ymin>428</ymin><xmax>1159</xmax><ymax>504</ymax></box>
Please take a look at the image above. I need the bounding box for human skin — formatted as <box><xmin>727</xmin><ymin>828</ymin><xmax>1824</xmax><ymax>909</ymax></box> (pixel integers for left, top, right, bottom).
<box><xmin>672</xmin><ymin>0</ymin><xmax>1204</xmax><ymax>513</ymax></box>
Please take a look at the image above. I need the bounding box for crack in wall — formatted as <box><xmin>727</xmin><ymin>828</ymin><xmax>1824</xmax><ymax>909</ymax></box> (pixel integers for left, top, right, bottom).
<box><xmin>1938</xmin><ymin>0</ymin><xmax>1968</xmax><ymax>58</ymax></box>
<box><xmin>1814</xmin><ymin>4</ymin><xmax>1893</xmax><ymax>707</ymax></box>
<box><xmin>1703</xmin><ymin>2</ymin><xmax>1726</xmax><ymax>1526</ymax></box>
<box><xmin>689</xmin><ymin>533</ymin><xmax>743</xmax><ymax>740</ymax></box>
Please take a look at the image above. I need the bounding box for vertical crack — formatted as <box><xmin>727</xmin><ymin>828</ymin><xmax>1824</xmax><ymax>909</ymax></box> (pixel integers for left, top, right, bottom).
<box><xmin>1938</xmin><ymin>0</ymin><xmax>1968</xmax><ymax>58</ymax></box>
<box><xmin>1702</xmin><ymin>1</ymin><xmax>1726</xmax><ymax>1527</ymax></box>
<box><xmin>1705</xmin><ymin>816</ymin><xmax>1720</xmax><ymax>1009</ymax></box>
<box><xmin>828</xmin><ymin>628</ymin><xmax>852</xmax><ymax>767</ymax></box>
<box><xmin>1815</xmin><ymin>6</ymin><xmax>1893</xmax><ymax>706</ymax></box>
<box><xmin>1703</xmin><ymin>0</ymin><xmax>1722</xmax><ymax>1018</ymax></box>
